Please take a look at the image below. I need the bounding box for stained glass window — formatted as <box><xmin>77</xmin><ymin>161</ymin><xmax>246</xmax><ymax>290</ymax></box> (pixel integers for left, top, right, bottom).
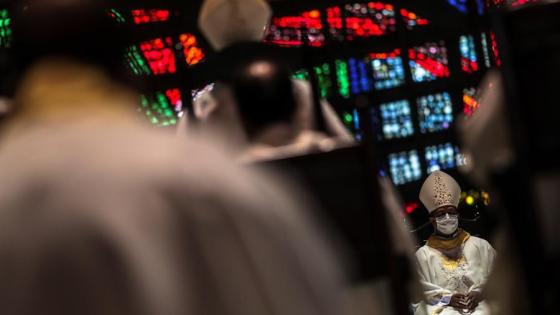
<box><xmin>460</xmin><ymin>35</ymin><xmax>479</xmax><ymax>73</ymax></box>
<box><xmin>457</xmin><ymin>152</ymin><xmax>468</xmax><ymax>168</ymax></box>
<box><xmin>335</xmin><ymin>49</ymin><xmax>405</xmax><ymax>97</ymax></box>
<box><xmin>388</xmin><ymin>150</ymin><xmax>422</xmax><ymax>185</ymax></box>
<box><xmin>475</xmin><ymin>0</ymin><xmax>486</xmax><ymax>14</ymax></box>
<box><xmin>292</xmin><ymin>69</ymin><xmax>309</xmax><ymax>81</ymax></box>
<box><xmin>370</xmin><ymin>49</ymin><xmax>405</xmax><ymax>90</ymax></box>
<box><xmin>327</xmin><ymin>3</ymin><xmax>396</xmax><ymax>41</ymax></box>
<box><xmin>380</xmin><ymin>100</ymin><xmax>414</xmax><ymax>139</ymax></box>
<box><xmin>127</xmin><ymin>34</ymin><xmax>204</xmax><ymax>75</ymax></box>
<box><xmin>131</xmin><ymin>9</ymin><xmax>170</xmax><ymax>24</ymax></box>
<box><xmin>139</xmin><ymin>37</ymin><xmax>176</xmax><ymax>75</ymax></box>
<box><xmin>108</xmin><ymin>8</ymin><xmax>126</xmax><ymax>23</ymax></box>
<box><xmin>349</xmin><ymin>58</ymin><xmax>372</xmax><ymax>95</ymax></box>
<box><xmin>409</xmin><ymin>42</ymin><xmax>450</xmax><ymax>82</ymax></box>
<box><xmin>463</xmin><ymin>87</ymin><xmax>480</xmax><ymax>116</ymax></box>
<box><xmin>417</xmin><ymin>92</ymin><xmax>454</xmax><ymax>133</ymax></box>
<box><xmin>313</xmin><ymin>63</ymin><xmax>333</xmax><ymax>98</ymax></box>
<box><xmin>352</xmin><ymin>109</ymin><xmax>362</xmax><ymax>141</ymax></box>
<box><xmin>509</xmin><ymin>0</ymin><xmax>539</xmax><ymax>7</ymax></box>
<box><xmin>0</xmin><ymin>9</ymin><xmax>11</xmax><ymax>48</ymax></box>
<box><xmin>447</xmin><ymin>0</ymin><xmax>469</xmax><ymax>13</ymax></box>
<box><xmin>425</xmin><ymin>143</ymin><xmax>460</xmax><ymax>173</ymax></box>
<box><xmin>326</xmin><ymin>6</ymin><xmax>344</xmax><ymax>38</ymax></box>
<box><xmin>486</xmin><ymin>0</ymin><xmax>505</xmax><ymax>7</ymax></box>
<box><xmin>486</xmin><ymin>0</ymin><xmax>539</xmax><ymax>8</ymax></box>
<box><xmin>140</xmin><ymin>90</ymin><xmax>181</xmax><ymax>126</ymax></box>
<box><xmin>165</xmin><ymin>88</ymin><xmax>183</xmax><ymax>112</ymax></box>
<box><xmin>178</xmin><ymin>33</ymin><xmax>205</xmax><ymax>66</ymax></box>
<box><xmin>126</xmin><ymin>45</ymin><xmax>152</xmax><ymax>75</ymax></box>
<box><xmin>446</xmin><ymin>0</ymin><xmax>485</xmax><ymax>14</ymax></box>
<box><xmin>400</xmin><ymin>8</ymin><xmax>429</xmax><ymax>30</ymax></box>
<box><xmin>267</xmin><ymin>4</ymin><xmax>427</xmax><ymax>46</ymax></box>
<box><xmin>342</xmin><ymin>111</ymin><xmax>354</xmax><ymax>128</ymax></box>
<box><xmin>264</xmin><ymin>10</ymin><xmax>324</xmax><ymax>47</ymax></box>
<box><xmin>405</xmin><ymin>201</ymin><xmax>420</xmax><ymax>214</ymax></box>
<box><xmin>481</xmin><ymin>33</ymin><xmax>492</xmax><ymax>68</ymax></box>
<box><xmin>292</xmin><ymin>69</ymin><xmax>310</xmax><ymax>81</ymax></box>
<box><xmin>335</xmin><ymin>60</ymin><xmax>351</xmax><ymax>98</ymax></box>
<box><xmin>490</xmin><ymin>32</ymin><xmax>501</xmax><ymax>67</ymax></box>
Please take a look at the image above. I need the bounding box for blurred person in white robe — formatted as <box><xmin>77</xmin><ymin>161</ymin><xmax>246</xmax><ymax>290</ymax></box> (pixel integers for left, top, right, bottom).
<box><xmin>0</xmin><ymin>123</ymin><xmax>344</xmax><ymax>315</ymax></box>
<box><xmin>189</xmin><ymin>0</ymin><xmax>353</xmax><ymax>149</ymax></box>
<box><xmin>414</xmin><ymin>171</ymin><xmax>496</xmax><ymax>315</ymax></box>
<box><xmin>0</xmin><ymin>1</ymin><xmax>345</xmax><ymax>314</ymax></box>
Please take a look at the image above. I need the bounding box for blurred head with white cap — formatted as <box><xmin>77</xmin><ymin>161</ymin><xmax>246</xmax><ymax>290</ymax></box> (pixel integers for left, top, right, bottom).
<box><xmin>198</xmin><ymin>0</ymin><xmax>272</xmax><ymax>51</ymax></box>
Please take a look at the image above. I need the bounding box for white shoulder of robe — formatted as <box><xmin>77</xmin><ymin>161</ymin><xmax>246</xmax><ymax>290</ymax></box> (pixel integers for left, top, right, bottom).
<box><xmin>415</xmin><ymin>235</ymin><xmax>495</xmax><ymax>255</ymax></box>
<box><xmin>464</xmin><ymin>236</ymin><xmax>497</xmax><ymax>262</ymax></box>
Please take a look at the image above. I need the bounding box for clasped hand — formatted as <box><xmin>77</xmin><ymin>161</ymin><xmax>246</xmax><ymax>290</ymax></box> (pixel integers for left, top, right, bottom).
<box><xmin>449</xmin><ymin>291</ymin><xmax>482</xmax><ymax>312</ymax></box>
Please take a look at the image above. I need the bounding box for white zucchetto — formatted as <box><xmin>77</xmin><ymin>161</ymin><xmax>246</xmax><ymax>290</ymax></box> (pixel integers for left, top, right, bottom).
<box><xmin>419</xmin><ymin>171</ymin><xmax>461</xmax><ymax>213</ymax></box>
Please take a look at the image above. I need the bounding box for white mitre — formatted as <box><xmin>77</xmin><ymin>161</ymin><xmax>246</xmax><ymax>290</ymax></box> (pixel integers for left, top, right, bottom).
<box><xmin>419</xmin><ymin>171</ymin><xmax>461</xmax><ymax>213</ymax></box>
<box><xmin>198</xmin><ymin>0</ymin><xmax>272</xmax><ymax>51</ymax></box>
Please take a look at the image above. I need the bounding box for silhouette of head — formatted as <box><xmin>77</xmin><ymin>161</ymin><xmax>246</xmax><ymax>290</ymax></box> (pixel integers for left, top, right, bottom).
<box><xmin>221</xmin><ymin>49</ymin><xmax>296</xmax><ymax>139</ymax></box>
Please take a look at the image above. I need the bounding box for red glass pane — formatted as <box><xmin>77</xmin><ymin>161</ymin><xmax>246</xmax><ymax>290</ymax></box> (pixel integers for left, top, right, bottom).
<box><xmin>178</xmin><ymin>33</ymin><xmax>205</xmax><ymax>66</ymax></box>
<box><xmin>490</xmin><ymin>32</ymin><xmax>501</xmax><ymax>67</ymax></box>
<box><xmin>327</xmin><ymin>3</ymin><xmax>396</xmax><ymax>41</ymax></box>
<box><xmin>131</xmin><ymin>9</ymin><xmax>170</xmax><ymax>24</ymax></box>
<box><xmin>165</xmin><ymin>88</ymin><xmax>183</xmax><ymax>111</ymax></box>
<box><xmin>264</xmin><ymin>9</ymin><xmax>324</xmax><ymax>47</ymax></box>
<box><xmin>139</xmin><ymin>37</ymin><xmax>176</xmax><ymax>75</ymax></box>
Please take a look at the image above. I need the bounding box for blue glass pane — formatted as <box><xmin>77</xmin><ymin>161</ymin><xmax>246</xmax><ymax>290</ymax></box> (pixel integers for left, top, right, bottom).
<box><xmin>349</xmin><ymin>58</ymin><xmax>373</xmax><ymax>95</ymax></box>
<box><xmin>417</xmin><ymin>92</ymin><xmax>454</xmax><ymax>133</ymax></box>
<box><xmin>460</xmin><ymin>35</ymin><xmax>479</xmax><ymax>73</ymax></box>
<box><xmin>388</xmin><ymin>150</ymin><xmax>422</xmax><ymax>185</ymax></box>
<box><xmin>371</xmin><ymin>53</ymin><xmax>405</xmax><ymax>90</ymax></box>
<box><xmin>352</xmin><ymin>109</ymin><xmax>362</xmax><ymax>141</ymax></box>
<box><xmin>446</xmin><ymin>0</ymin><xmax>468</xmax><ymax>13</ymax></box>
<box><xmin>476</xmin><ymin>0</ymin><xmax>485</xmax><ymax>15</ymax></box>
<box><xmin>380</xmin><ymin>100</ymin><xmax>414</xmax><ymax>139</ymax></box>
<box><xmin>425</xmin><ymin>143</ymin><xmax>460</xmax><ymax>173</ymax></box>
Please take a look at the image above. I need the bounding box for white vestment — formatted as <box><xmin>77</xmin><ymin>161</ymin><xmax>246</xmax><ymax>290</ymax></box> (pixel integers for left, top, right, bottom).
<box><xmin>414</xmin><ymin>236</ymin><xmax>496</xmax><ymax>315</ymax></box>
